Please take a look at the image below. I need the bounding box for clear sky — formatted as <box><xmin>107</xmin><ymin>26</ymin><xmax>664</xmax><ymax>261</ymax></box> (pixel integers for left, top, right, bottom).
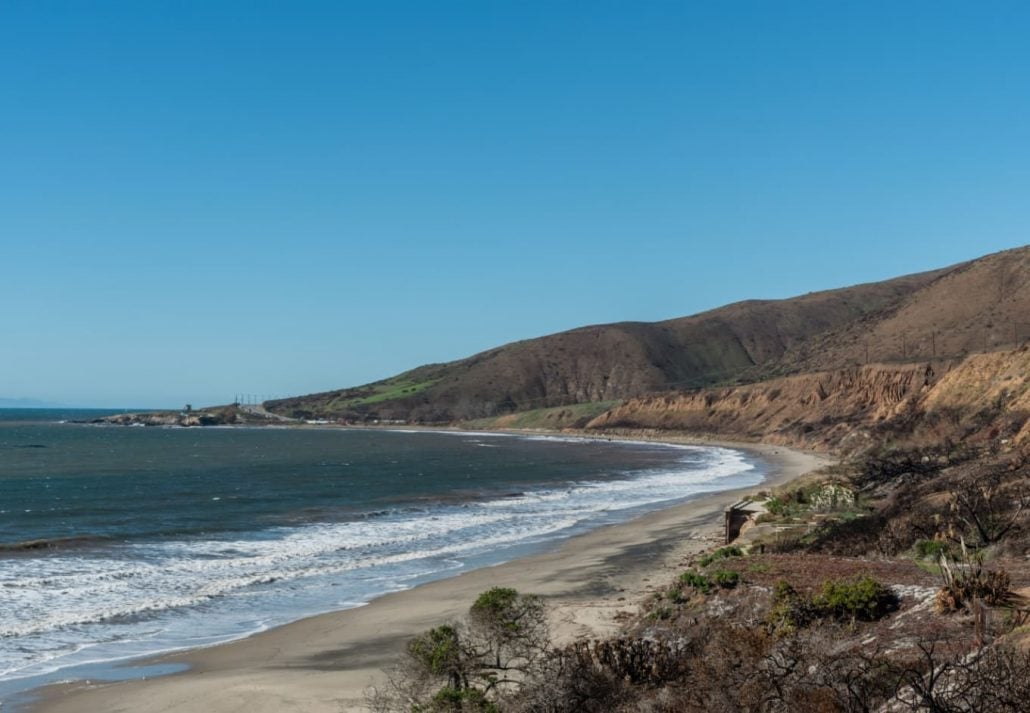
<box><xmin>2</xmin><ymin>1</ymin><xmax>1028</xmax><ymax>408</ymax></box>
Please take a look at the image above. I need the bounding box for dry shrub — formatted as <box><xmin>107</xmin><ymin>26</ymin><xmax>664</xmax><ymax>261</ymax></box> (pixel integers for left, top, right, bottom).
<box><xmin>893</xmin><ymin>640</ymin><xmax>1030</xmax><ymax>712</ymax></box>
<box><xmin>762</xmin><ymin>528</ymin><xmax>808</xmax><ymax>553</ymax></box>
<box><xmin>934</xmin><ymin>567</ymin><xmax>1012</xmax><ymax>613</ymax></box>
<box><xmin>934</xmin><ymin>545</ymin><xmax>1013</xmax><ymax>614</ymax></box>
<box><xmin>511</xmin><ymin>637</ymin><xmax>692</xmax><ymax>713</ymax></box>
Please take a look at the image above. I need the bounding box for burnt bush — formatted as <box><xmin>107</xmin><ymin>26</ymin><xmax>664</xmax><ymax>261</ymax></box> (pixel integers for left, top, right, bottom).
<box><xmin>934</xmin><ymin>548</ymin><xmax>1013</xmax><ymax>613</ymax></box>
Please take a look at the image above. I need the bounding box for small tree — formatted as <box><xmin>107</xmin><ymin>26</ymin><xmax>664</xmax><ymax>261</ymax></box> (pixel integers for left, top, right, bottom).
<box><xmin>466</xmin><ymin>587</ymin><xmax>548</xmax><ymax>680</ymax></box>
<box><xmin>407</xmin><ymin>625</ymin><xmax>468</xmax><ymax>692</ymax></box>
<box><xmin>369</xmin><ymin>588</ymin><xmax>550</xmax><ymax>712</ymax></box>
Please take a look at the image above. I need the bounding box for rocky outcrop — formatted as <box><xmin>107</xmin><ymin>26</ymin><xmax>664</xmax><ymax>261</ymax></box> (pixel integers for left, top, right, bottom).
<box><xmin>93</xmin><ymin>404</ymin><xmax>280</xmax><ymax>427</ymax></box>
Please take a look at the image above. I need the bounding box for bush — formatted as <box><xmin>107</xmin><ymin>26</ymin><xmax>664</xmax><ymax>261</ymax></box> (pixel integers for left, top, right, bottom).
<box><xmin>422</xmin><ymin>686</ymin><xmax>498</xmax><ymax>712</ymax></box>
<box><xmin>665</xmin><ymin>587</ymin><xmax>687</xmax><ymax>604</ymax></box>
<box><xmin>767</xmin><ymin>577</ymin><xmax>896</xmax><ymax>634</ymax></box>
<box><xmin>679</xmin><ymin>571</ymin><xmax>712</xmax><ymax>594</ymax></box>
<box><xmin>913</xmin><ymin>538</ymin><xmax>950</xmax><ymax>559</ymax></box>
<box><xmin>649</xmin><ymin>606</ymin><xmax>673</xmax><ymax>621</ymax></box>
<box><xmin>699</xmin><ymin>546</ymin><xmax>743</xmax><ymax>567</ymax></box>
<box><xmin>762</xmin><ymin>528</ymin><xmax>808</xmax><ymax>553</ymax></box>
<box><xmin>713</xmin><ymin>569</ymin><xmax>740</xmax><ymax>589</ymax></box>
<box><xmin>813</xmin><ymin>576</ymin><xmax>897</xmax><ymax>624</ymax></box>
<box><xmin>766</xmin><ymin>580</ymin><xmax>815</xmax><ymax>635</ymax></box>
<box><xmin>471</xmin><ymin>586</ymin><xmax>521</xmax><ymax>617</ymax></box>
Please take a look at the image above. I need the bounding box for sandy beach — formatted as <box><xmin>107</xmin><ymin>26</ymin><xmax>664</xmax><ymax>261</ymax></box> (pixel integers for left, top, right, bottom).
<box><xmin>28</xmin><ymin>440</ymin><xmax>826</xmax><ymax>713</ymax></box>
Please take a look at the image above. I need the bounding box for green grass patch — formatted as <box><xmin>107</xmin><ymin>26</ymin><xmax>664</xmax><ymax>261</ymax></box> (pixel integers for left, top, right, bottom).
<box><xmin>713</xmin><ymin>569</ymin><xmax>740</xmax><ymax>589</ymax></box>
<box><xmin>913</xmin><ymin>559</ymin><xmax>944</xmax><ymax>576</ymax></box>
<box><xmin>699</xmin><ymin>546</ymin><xmax>744</xmax><ymax>568</ymax></box>
<box><xmin>679</xmin><ymin>571</ymin><xmax>712</xmax><ymax>594</ymax></box>
<box><xmin>466</xmin><ymin>401</ymin><xmax>621</xmax><ymax>430</ymax></box>
<box><xmin>649</xmin><ymin>606</ymin><xmax>673</xmax><ymax>621</ymax></box>
<box><xmin>326</xmin><ymin>377</ymin><xmax>440</xmax><ymax>409</ymax></box>
<box><xmin>665</xmin><ymin>587</ymin><xmax>687</xmax><ymax>604</ymax></box>
<box><xmin>912</xmin><ymin>539</ymin><xmax>951</xmax><ymax>560</ymax></box>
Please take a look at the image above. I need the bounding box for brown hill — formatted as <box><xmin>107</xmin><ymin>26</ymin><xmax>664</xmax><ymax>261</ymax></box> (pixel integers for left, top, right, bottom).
<box><xmin>761</xmin><ymin>246</ymin><xmax>1030</xmax><ymax>375</ymax></box>
<box><xmin>266</xmin><ymin>246</ymin><xmax>1028</xmax><ymax>423</ymax></box>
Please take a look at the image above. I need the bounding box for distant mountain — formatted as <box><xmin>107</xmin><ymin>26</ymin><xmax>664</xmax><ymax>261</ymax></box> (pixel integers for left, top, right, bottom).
<box><xmin>266</xmin><ymin>246</ymin><xmax>1029</xmax><ymax>424</ymax></box>
<box><xmin>0</xmin><ymin>398</ymin><xmax>61</xmax><ymax>408</ymax></box>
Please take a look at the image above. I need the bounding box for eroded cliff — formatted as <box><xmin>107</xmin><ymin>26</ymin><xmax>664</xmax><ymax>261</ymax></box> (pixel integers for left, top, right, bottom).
<box><xmin>586</xmin><ymin>347</ymin><xmax>1030</xmax><ymax>453</ymax></box>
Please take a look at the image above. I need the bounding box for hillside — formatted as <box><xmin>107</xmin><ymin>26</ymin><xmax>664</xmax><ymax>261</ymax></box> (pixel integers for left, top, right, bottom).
<box><xmin>266</xmin><ymin>246</ymin><xmax>1028</xmax><ymax>424</ymax></box>
<box><xmin>759</xmin><ymin>246</ymin><xmax>1030</xmax><ymax>376</ymax></box>
<box><xmin>261</xmin><ymin>265</ymin><xmax>951</xmax><ymax>423</ymax></box>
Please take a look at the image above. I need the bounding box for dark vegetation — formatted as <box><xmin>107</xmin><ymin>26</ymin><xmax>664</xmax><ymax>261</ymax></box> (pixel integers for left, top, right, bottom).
<box><xmin>369</xmin><ymin>588</ymin><xmax>550</xmax><ymax>712</ymax></box>
<box><xmin>372</xmin><ymin>439</ymin><xmax>1030</xmax><ymax>712</ymax></box>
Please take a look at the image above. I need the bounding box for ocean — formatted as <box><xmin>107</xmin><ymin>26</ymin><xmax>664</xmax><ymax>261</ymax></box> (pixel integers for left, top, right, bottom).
<box><xmin>0</xmin><ymin>409</ymin><xmax>763</xmax><ymax>702</ymax></box>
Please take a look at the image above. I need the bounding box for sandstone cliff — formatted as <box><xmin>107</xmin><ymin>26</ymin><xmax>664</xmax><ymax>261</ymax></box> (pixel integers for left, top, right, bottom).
<box><xmin>586</xmin><ymin>347</ymin><xmax>1030</xmax><ymax>454</ymax></box>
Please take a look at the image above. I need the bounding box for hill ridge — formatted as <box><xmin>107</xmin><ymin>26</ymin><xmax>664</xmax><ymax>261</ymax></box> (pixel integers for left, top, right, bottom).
<box><xmin>266</xmin><ymin>246</ymin><xmax>1028</xmax><ymax>423</ymax></box>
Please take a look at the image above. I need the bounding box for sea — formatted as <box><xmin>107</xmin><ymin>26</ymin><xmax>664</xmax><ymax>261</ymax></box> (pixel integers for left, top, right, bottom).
<box><xmin>0</xmin><ymin>408</ymin><xmax>764</xmax><ymax>704</ymax></box>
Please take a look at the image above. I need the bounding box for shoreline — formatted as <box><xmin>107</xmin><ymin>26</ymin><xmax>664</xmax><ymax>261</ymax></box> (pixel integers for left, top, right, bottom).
<box><xmin>26</xmin><ymin>437</ymin><xmax>827</xmax><ymax>713</ymax></box>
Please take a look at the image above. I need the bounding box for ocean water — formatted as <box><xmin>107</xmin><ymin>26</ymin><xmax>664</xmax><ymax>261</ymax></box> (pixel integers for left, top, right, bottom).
<box><xmin>0</xmin><ymin>409</ymin><xmax>763</xmax><ymax>701</ymax></box>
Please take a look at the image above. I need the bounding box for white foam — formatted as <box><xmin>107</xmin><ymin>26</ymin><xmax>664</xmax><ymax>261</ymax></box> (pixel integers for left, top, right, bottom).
<box><xmin>0</xmin><ymin>444</ymin><xmax>759</xmax><ymax>687</ymax></box>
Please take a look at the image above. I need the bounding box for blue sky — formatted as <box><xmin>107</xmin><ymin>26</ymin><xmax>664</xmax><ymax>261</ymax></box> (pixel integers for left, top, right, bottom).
<box><xmin>2</xmin><ymin>1</ymin><xmax>1028</xmax><ymax>408</ymax></box>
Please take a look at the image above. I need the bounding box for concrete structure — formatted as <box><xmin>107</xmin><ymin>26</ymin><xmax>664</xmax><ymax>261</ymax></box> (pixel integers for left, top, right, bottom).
<box><xmin>724</xmin><ymin>499</ymin><xmax>768</xmax><ymax>544</ymax></box>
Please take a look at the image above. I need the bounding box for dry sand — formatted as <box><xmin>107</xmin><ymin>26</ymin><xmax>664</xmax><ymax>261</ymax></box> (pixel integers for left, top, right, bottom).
<box><xmin>29</xmin><ymin>441</ymin><xmax>827</xmax><ymax>713</ymax></box>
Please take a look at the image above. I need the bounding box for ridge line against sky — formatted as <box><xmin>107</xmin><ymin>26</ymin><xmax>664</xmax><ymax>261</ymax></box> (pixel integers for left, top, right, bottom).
<box><xmin>2</xmin><ymin>1</ymin><xmax>1027</xmax><ymax>408</ymax></box>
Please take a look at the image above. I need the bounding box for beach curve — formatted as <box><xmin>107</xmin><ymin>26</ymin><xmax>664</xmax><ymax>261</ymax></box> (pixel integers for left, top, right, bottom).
<box><xmin>26</xmin><ymin>439</ymin><xmax>826</xmax><ymax>713</ymax></box>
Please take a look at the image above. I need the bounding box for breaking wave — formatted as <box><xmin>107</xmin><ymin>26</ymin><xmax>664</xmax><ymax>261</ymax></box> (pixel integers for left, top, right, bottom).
<box><xmin>0</xmin><ymin>439</ymin><xmax>758</xmax><ymax>696</ymax></box>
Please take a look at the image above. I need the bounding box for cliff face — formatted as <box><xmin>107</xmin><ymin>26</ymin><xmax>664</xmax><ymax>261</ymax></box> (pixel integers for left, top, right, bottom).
<box><xmin>587</xmin><ymin>348</ymin><xmax>1030</xmax><ymax>453</ymax></box>
<box><xmin>921</xmin><ymin>348</ymin><xmax>1030</xmax><ymax>444</ymax></box>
